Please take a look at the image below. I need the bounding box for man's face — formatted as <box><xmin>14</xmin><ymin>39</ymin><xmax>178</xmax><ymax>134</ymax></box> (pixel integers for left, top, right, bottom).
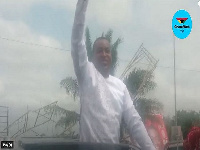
<box><xmin>93</xmin><ymin>39</ymin><xmax>112</xmax><ymax>75</ymax></box>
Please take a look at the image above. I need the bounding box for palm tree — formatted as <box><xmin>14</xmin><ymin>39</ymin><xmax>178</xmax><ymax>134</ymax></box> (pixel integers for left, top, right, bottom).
<box><xmin>123</xmin><ymin>69</ymin><xmax>156</xmax><ymax>97</ymax></box>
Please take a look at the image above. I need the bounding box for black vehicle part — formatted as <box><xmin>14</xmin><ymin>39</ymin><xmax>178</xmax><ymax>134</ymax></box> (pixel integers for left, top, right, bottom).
<box><xmin>21</xmin><ymin>142</ymin><xmax>141</xmax><ymax>150</ymax></box>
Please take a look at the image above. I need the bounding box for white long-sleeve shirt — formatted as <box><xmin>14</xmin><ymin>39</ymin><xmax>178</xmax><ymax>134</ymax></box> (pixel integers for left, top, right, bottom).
<box><xmin>71</xmin><ymin>0</ymin><xmax>155</xmax><ymax>149</ymax></box>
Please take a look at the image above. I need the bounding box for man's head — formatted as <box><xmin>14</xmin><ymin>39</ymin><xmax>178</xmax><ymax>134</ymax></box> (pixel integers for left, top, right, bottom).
<box><xmin>92</xmin><ymin>37</ymin><xmax>112</xmax><ymax>78</ymax></box>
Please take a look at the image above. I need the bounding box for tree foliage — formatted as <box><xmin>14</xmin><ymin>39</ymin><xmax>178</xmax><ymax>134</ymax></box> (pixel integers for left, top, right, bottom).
<box><xmin>135</xmin><ymin>98</ymin><xmax>163</xmax><ymax>120</ymax></box>
<box><xmin>85</xmin><ymin>27</ymin><xmax>93</xmax><ymax>62</ymax></box>
<box><xmin>163</xmin><ymin>110</ymin><xmax>200</xmax><ymax>139</ymax></box>
<box><xmin>60</xmin><ymin>77</ymin><xmax>79</xmax><ymax>101</ymax></box>
<box><xmin>123</xmin><ymin>68</ymin><xmax>156</xmax><ymax>96</ymax></box>
<box><xmin>110</xmin><ymin>37</ymin><xmax>122</xmax><ymax>75</ymax></box>
<box><xmin>177</xmin><ymin>110</ymin><xmax>200</xmax><ymax>138</ymax></box>
<box><xmin>56</xmin><ymin>110</ymin><xmax>80</xmax><ymax>129</ymax></box>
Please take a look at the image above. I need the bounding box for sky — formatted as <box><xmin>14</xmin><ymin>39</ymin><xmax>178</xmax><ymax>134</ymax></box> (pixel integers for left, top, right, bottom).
<box><xmin>0</xmin><ymin>0</ymin><xmax>200</xmax><ymax>136</ymax></box>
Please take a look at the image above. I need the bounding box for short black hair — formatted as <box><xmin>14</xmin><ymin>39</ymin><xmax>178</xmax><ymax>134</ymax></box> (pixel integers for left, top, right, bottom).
<box><xmin>92</xmin><ymin>37</ymin><xmax>110</xmax><ymax>57</ymax></box>
<box><xmin>93</xmin><ymin>37</ymin><xmax>110</xmax><ymax>51</ymax></box>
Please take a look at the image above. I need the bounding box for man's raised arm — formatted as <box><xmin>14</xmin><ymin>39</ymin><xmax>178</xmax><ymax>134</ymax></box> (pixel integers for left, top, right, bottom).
<box><xmin>71</xmin><ymin>0</ymin><xmax>89</xmax><ymax>82</ymax></box>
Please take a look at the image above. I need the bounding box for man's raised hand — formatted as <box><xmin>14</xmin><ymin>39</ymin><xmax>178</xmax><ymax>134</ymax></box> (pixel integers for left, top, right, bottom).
<box><xmin>75</xmin><ymin>0</ymin><xmax>88</xmax><ymax>15</ymax></box>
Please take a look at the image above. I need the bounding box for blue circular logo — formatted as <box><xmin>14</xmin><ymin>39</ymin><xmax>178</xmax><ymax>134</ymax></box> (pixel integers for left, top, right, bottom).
<box><xmin>172</xmin><ymin>9</ymin><xmax>192</xmax><ymax>39</ymax></box>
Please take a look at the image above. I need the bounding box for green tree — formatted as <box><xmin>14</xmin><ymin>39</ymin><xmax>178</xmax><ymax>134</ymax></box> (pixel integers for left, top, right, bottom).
<box><xmin>134</xmin><ymin>98</ymin><xmax>163</xmax><ymax>120</ymax></box>
<box><xmin>163</xmin><ymin>116</ymin><xmax>174</xmax><ymax>140</ymax></box>
<box><xmin>163</xmin><ymin>110</ymin><xmax>200</xmax><ymax>140</ymax></box>
<box><xmin>123</xmin><ymin>69</ymin><xmax>156</xmax><ymax>97</ymax></box>
<box><xmin>177</xmin><ymin>110</ymin><xmax>200</xmax><ymax>138</ymax></box>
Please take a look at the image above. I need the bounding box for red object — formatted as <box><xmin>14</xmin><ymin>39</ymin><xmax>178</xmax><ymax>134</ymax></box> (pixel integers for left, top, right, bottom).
<box><xmin>176</xmin><ymin>18</ymin><xmax>188</xmax><ymax>21</ymax></box>
<box><xmin>184</xmin><ymin>126</ymin><xmax>200</xmax><ymax>150</ymax></box>
<box><xmin>144</xmin><ymin>114</ymin><xmax>169</xmax><ymax>150</ymax></box>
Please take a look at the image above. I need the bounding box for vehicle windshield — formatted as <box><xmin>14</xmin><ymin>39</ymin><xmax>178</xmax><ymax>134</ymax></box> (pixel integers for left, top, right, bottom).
<box><xmin>0</xmin><ymin>0</ymin><xmax>199</xmax><ymax>150</ymax></box>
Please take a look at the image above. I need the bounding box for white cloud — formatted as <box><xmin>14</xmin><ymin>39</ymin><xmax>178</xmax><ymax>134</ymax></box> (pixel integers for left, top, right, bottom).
<box><xmin>0</xmin><ymin>17</ymin><xmax>76</xmax><ymax>124</ymax></box>
<box><xmin>87</xmin><ymin>0</ymin><xmax>133</xmax><ymax>28</ymax></box>
<box><xmin>0</xmin><ymin>0</ymin><xmax>75</xmax><ymax>22</ymax></box>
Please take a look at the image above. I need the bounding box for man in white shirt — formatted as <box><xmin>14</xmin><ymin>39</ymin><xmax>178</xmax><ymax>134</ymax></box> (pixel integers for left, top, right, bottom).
<box><xmin>71</xmin><ymin>0</ymin><xmax>155</xmax><ymax>149</ymax></box>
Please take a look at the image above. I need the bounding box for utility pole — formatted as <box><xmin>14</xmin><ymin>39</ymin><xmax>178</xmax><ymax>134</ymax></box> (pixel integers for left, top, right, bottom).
<box><xmin>173</xmin><ymin>34</ymin><xmax>177</xmax><ymax>126</ymax></box>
